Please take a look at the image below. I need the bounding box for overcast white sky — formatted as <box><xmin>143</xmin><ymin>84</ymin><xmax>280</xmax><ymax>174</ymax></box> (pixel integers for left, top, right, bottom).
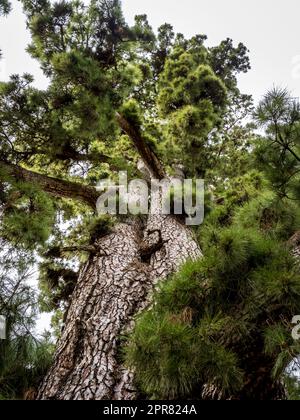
<box><xmin>1</xmin><ymin>0</ymin><xmax>300</xmax><ymax>333</ymax></box>
<box><xmin>0</xmin><ymin>0</ymin><xmax>300</xmax><ymax>103</ymax></box>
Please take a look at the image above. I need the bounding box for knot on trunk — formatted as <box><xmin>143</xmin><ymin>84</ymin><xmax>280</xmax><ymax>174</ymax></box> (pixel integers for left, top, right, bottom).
<box><xmin>139</xmin><ymin>229</ymin><xmax>168</xmax><ymax>264</ymax></box>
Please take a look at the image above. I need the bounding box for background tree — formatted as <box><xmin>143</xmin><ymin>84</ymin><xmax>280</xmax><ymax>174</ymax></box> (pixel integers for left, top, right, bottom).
<box><xmin>1</xmin><ymin>0</ymin><xmax>297</xmax><ymax>401</ymax></box>
<box><xmin>125</xmin><ymin>90</ymin><xmax>300</xmax><ymax>400</ymax></box>
<box><xmin>255</xmin><ymin>88</ymin><xmax>300</xmax><ymax>201</ymax></box>
<box><xmin>0</xmin><ymin>245</ymin><xmax>53</xmax><ymax>399</ymax></box>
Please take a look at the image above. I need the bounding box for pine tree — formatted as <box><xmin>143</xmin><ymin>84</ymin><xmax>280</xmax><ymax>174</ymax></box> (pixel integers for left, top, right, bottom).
<box><xmin>0</xmin><ymin>0</ymin><xmax>11</xmax><ymax>15</ymax></box>
<box><xmin>254</xmin><ymin>87</ymin><xmax>300</xmax><ymax>201</ymax></box>
<box><xmin>1</xmin><ymin>0</ymin><xmax>297</xmax><ymax>401</ymax></box>
<box><xmin>124</xmin><ymin>89</ymin><xmax>300</xmax><ymax>400</ymax></box>
<box><xmin>125</xmin><ymin>173</ymin><xmax>300</xmax><ymax>400</ymax></box>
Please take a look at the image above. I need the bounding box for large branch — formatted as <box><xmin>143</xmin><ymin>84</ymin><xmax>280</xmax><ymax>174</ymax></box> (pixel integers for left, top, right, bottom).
<box><xmin>1</xmin><ymin>128</ymin><xmax>114</xmax><ymax>166</ymax></box>
<box><xmin>55</xmin><ymin>149</ymin><xmax>113</xmax><ymax>165</ymax></box>
<box><xmin>0</xmin><ymin>160</ymin><xmax>98</xmax><ymax>209</ymax></box>
<box><xmin>116</xmin><ymin>112</ymin><xmax>166</xmax><ymax>180</ymax></box>
<box><xmin>3</xmin><ymin>144</ymin><xmax>114</xmax><ymax>167</ymax></box>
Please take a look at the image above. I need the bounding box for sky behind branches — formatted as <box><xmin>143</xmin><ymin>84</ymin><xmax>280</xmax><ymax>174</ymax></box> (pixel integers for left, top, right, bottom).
<box><xmin>0</xmin><ymin>0</ymin><xmax>300</xmax><ymax>104</ymax></box>
<box><xmin>0</xmin><ymin>0</ymin><xmax>300</xmax><ymax>333</ymax></box>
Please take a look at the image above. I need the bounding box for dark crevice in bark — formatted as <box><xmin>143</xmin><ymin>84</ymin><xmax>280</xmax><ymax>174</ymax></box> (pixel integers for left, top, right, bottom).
<box><xmin>139</xmin><ymin>229</ymin><xmax>168</xmax><ymax>264</ymax></box>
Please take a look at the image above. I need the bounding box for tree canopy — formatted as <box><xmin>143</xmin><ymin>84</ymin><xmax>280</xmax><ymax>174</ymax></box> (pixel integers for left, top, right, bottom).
<box><xmin>0</xmin><ymin>0</ymin><xmax>299</xmax><ymax>400</ymax></box>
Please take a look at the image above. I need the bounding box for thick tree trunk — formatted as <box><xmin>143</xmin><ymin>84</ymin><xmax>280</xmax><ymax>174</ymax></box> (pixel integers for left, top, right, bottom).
<box><xmin>37</xmin><ymin>214</ymin><xmax>201</xmax><ymax>400</ymax></box>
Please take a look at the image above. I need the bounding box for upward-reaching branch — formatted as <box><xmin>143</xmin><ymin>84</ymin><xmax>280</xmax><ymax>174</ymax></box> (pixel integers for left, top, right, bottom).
<box><xmin>116</xmin><ymin>112</ymin><xmax>166</xmax><ymax>180</ymax></box>
<box><xmin>0</xmin><ymin>160</ymin><xmax>98</xmax><ymax>209</ymax></box>
<box><xmin>1</xmin><ymin>112</ymin><xmax>166</xmax><ymax>211</ymax></box>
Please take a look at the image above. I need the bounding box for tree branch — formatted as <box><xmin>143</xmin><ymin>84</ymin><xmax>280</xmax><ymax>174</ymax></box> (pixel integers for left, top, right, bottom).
<box><xmin>116</xmin><ymin>112</ymin><xmax>166</xmax><ymax>180</ymax></box>
<box><xmin>285</xmin><ymin>145</ymin><xmax>300</xmax><ymax>163</ymax></box>
<box><xmin>1</xmin><ymin>141</ymin><xmax>114</xmax><ymax>167</ymax></box>
<box><xmin>45</xmin><ymin>245</ymin><xmax>98</xmax><ymax>258</ymax></box>
<box><xmin>0</xmin><ymin>160</ymin><xmax>98</xmax><ymax>209</ymax></box>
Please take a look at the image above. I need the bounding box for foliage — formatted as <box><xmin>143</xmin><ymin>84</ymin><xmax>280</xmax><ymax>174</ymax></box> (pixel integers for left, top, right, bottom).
<box><xmin>126</xmin><ymin>175</ymin><xmax>300</xmax><ymax>399</ymax></box>
<box><xmin>0</xmin><ymin>246</ymin><xmax>53</xmax><ymax>399</ymax></box>
<box><xmin>0</xmin><ymin>0</ymin><xmax>299</xmax><ymax>401</ymax></box>
<box><xmin>0</xmin><ymin>0</ymin><xmax>254</xmax><ymax>320</ymax></box>
<box><xmin>284</xmin><ymin>374</ymin><xmax>300</xmax><ymax>400</ymax></box>
<box><xmin>254</xmin><ymin>88</ymin><xmax>300</xmax><ymax>200</ymax></box>
<box><xmin>0</xmin><ymin>176</ymin><xmax>55</xmax><ymax>250</ymax></box>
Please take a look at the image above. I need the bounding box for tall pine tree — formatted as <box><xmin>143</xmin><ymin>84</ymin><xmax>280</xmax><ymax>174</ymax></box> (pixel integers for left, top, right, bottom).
<box><xmin>2</xmin><ymin>0</ymin><xmax>298</xmax><ymax>400</ymax></box>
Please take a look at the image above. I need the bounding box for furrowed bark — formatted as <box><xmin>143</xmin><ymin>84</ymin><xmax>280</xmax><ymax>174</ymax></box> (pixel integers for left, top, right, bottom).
<box><xmin>0</xmin><ymin>160</ymin><xmax>98</xmax><ymax>209</ymax></box>
<box><xmin>37</xmin><ymin>116</ymin><xmax>201</xmax><ymax>400</ymax></box>
<box><xmin>202</xmin><ymin>232</ymin><xmax>300</xmax><ymax>401</ymax></box>
<box><xmin>116</xmin><ymin>113</ymin><xmax>166</xmax><ymax>180</ymax></box>
<box><xmin>38</xmin><ymin>215</ymin><xmax>201</xmax><ymax>400</ymax></box>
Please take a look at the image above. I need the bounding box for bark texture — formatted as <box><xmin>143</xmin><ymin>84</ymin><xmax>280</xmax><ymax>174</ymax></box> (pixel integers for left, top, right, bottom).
<box><xmin>38</xmin><ymin>214</ymin><xmax>201</xmax><ymax>400</ymax></box>
<box><xmin>0</xmin><ymin>160</ymin><xmax>98</xmax><ymax>209</ymax></box>
<box><xmin>115</xmin><ymin>113</ymin><xmax>166</xmax><ymax>180</ymax></box>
